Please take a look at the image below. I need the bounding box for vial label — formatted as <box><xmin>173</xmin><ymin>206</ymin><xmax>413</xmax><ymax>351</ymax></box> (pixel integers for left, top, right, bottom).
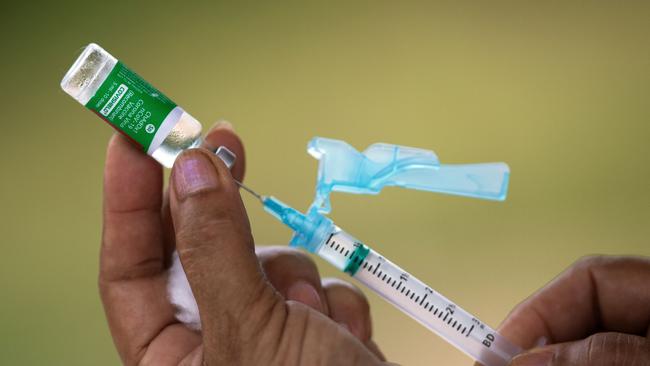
<box><xmin>85</xmin><ymin>62</ymin><xmax>177</xmax><ymax>151</ymax></box>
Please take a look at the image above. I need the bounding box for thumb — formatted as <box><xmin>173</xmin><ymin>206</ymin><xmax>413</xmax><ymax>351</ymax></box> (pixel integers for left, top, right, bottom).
<box><xmin>509</xmin><ymin>333</ymin><xmax>650</xmax><ymax>366</ymax></box>
<box><xmin>169</xmin><ymin>149</ymin><xmax>281</xmax><ymax>362</ymax></box>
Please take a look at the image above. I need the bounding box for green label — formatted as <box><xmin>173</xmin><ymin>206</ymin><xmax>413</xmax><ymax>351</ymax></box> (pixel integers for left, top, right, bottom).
<box><xmin>85</xmin><ymin>62</ymin><xmax>176</xmax><ymax>151</ymax></box>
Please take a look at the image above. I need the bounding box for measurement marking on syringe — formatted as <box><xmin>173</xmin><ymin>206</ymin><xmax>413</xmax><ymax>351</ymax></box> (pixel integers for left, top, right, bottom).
<box><xmin>420</xmin><ymin>294</ymin><xmax>428</xmax><ymax>306</ymax></box>
<box><xmin>466</xmin><ymin>325</ymin><xmax>474</xmax><ymax>337</ymax></box>
<box><xmin>370</xmin><ymin>269</ymin><xmax>473</xmax><ymax>340</ymax></box>
<box><xmin>350</xmin><ymin>253</ymin><xmax>485</xmax><ymax>344</ymax></box>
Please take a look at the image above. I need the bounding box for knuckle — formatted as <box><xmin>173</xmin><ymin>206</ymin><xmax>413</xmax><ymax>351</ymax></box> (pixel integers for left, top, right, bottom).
<box><xmin>260</xmin><ymin>247</ymin><xmax>318</xmax><ymax>272</ymax></box>
<box><xmin>573</xmin><ymin>255</ymin><xmax>604</xmax><ymax>271</ymax></box>
<box><xmin>175</xmin><ymin>215</ymin><xmax>247</xmax><ymax>264</ymax></box>
<box><xmin>323</xmin><ymin>278</ymin><xmax>370</xmax><ymax>312</ymax></box>
<box><xmin>176</xmin><ymin>205</ymin><xmax>241</xmax><ymax>239</ymax></box>
<box><xmin>573</xmin><ymin>254</ymin><xmax>633</xmax><ymax>271</ymax></box>
<box><xmin>570</xmin><ymin>333</ymin><xmax>650</xmax><ymax>366</ymax></box>
<box><xmin>571</xmin><ymin>255</ymin><xmax>636</xmax><ymax>279</ymax></box>
<box><xmin>175</xmin><ymin>218</ymin><xmax>217</xmax><ymax>246</ymax></box>
<box><xmin>583</xmin><ymin>333</ymin><xmax>601</xmax><ymax>364</ymax></box>
<box><xmin>570</xmin><ymin>255</ymin><xmax>611</xmax><ymax>278</ymax></box>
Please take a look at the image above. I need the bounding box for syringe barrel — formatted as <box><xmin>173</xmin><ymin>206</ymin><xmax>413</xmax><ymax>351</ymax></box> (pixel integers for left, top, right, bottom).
<box><xmin>313</xmin><ymin>226</ymin><xmax>522</xmax><ymax>366</ymax></box>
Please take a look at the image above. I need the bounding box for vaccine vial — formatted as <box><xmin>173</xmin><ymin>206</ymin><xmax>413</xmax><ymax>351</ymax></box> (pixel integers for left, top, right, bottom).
<box><xmin>60</xmin><ymin>43</ymin><xmax>203</xmax><ymax>168</ymax></box>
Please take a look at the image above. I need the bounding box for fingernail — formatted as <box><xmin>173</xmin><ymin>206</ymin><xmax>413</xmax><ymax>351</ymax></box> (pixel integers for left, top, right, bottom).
<box><xmin>509</xmin><ymin>349</ymin><xmax>553</xmax><ymax>366</ymax></box>
<box><xmin>173</xmin><ymin>152</ymin><xmax>219</xmax><ymax>199</ymax></box>
<box><xmin>211</xmin><ymin>120</ymin><xmax>234</xmax><ymax>131</ymax></box>
<box><xmin>286</xmin><ymin>280</ymin><xmax>323</xmax><ymax>313</ymax></box>
<box><xmin>534</xmin><ymin>336</ymin><xmax>548</xmax><ymax>347</ymax></box>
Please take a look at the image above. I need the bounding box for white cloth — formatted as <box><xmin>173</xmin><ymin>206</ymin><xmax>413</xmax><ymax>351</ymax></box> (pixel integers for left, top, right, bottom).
<box><xmin>167</xmin><ymin>251</ymin><xmax>201</xmax><ymax>330</ymax></box>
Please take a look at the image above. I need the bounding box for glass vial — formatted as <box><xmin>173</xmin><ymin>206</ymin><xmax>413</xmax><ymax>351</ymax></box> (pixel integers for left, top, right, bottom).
<box><xmin>60</xmin><ymin>43</ymin><xmax>203</xmax><ymax>168</ymax></box>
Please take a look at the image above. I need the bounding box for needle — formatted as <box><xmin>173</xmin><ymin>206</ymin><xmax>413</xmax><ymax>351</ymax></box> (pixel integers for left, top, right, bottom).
<box><xmin>235</xmin><ymin>180</ymin><xmax>265</xmax><ymax>202</ymax></box>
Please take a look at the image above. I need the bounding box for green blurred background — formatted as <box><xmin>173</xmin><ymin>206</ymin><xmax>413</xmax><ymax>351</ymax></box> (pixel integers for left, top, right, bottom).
<box><xmin>1</xmin><ymin>1</ymin><xmax>649</xmax><ymax>365</ymax></box>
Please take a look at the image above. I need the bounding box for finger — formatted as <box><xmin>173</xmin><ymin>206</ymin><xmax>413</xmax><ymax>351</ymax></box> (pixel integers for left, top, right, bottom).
<box><xmin>499</xmin><ymin>256</ymin><xmax>650</xmax><ymax>349</ymax></box>
<box><xmin>365</xmin><ymin>340</ymin><xmax>387</xmax><ymax>362</ymax></box>
<box><xmin>321</xmin><ymin>278</ymin><xmax>385</xmax><ymax>360</ymax></box>
<box><xmin>169</xmin><ymin>148</ymin><xmax>281</xmax><ymax>363</ymax></box>
<box><xmin>100</xmin><ymin>134</ymin><xmax>199</xmax><ymax>364</ymax></box>
<box><xmin>200</xmin><ymin>120</ymin><xmax>245</xmax><ymax>182</ymax></box>
<box><xmin>256</xmin><ymin>246</ymin><xmax>329</xmax><ymax>314</ymax></box>
<box><xmin>509</xmin><ymin>332</ymin><xmax>650</xmax><ymax>366</ymax></box>
<box><xmin>321</xmin><ymin>278</ymin><xmax>373</xmax><ymax>343</ymax></box>
<box><xmin>160</xmin><ymin>120</ymin><xmax>247</xmax><ymax>260</ymax></box>
<box><xmin>102</xmin><ymin>134</ymin><xmax>164</xmax><ymax>280</ymax></box>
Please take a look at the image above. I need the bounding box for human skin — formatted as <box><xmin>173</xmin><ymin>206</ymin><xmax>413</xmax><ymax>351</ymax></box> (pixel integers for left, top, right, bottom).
<box><xmin>477</xmin><ymin>256</ymin><xmax>650</xmax><ymax>366</ymax></box>
<box><xmin>99</xmin><ymin>123</ymin><xmax>390</xmax><ymax>366</ymax></box>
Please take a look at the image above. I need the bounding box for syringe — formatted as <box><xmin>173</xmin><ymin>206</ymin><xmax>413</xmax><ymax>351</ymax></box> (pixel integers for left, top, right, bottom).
<box><xmin>237</xmin><ymin>182</ymin><xmax>522</xmax><ymax>366</ymax></box>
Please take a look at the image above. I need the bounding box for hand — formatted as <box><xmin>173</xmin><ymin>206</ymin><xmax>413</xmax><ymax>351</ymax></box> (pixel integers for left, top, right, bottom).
<box><xmin>491</xmin><ymin>256</ymin><xmax>650</xmax><ymax>366</ymax></box>
<box><xmin>99</xmin><ymin>124</ymin><xmax>387</xmax><ymax>365</ymax></box>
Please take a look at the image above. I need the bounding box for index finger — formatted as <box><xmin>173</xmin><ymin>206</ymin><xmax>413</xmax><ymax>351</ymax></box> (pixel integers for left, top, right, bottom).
<box><xmin>499</xmin><ymin>255</ymin><xmax>650</xmax><ymax>349</ymax></box>
<box><xmin>100</xmin><ymin>134</ymin><xmax>199</xmax><ymax>364</ymax></box>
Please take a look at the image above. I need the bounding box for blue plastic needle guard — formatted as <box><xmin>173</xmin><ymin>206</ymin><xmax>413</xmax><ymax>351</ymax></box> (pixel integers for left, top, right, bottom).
<box><xmin>306</xmin><ymin>137</ymin><xmax>510</xmax><ymax>215</ymax></box>
<box><xmin>280</xmin><ymin>137</ymin><xmax>510</xmax><ymax>251</ymax></box>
